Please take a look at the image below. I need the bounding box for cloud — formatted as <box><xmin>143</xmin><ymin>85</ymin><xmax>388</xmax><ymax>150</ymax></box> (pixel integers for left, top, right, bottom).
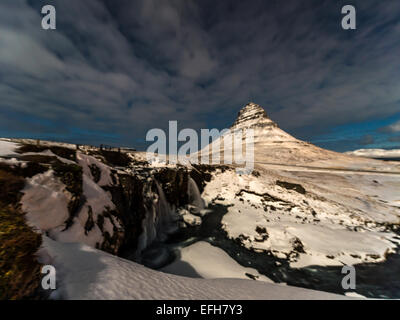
<box><xmin>1</xmin><ymin>0</ymin><xmax>400</xmax><ymax>150</ymax></box>
<box><xmin>380</xmin><ymin>120</ymin><xmax>400</xmax><ymax>133</ymax></box>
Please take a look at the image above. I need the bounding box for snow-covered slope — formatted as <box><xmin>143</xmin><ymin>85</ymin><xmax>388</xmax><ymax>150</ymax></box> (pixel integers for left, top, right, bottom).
<box><xmin>39</xmin><ymin>236</ymin><xmax>346</xmax><ymax>300</ymax></box>
<box><xmin>162</xmin><ymin>241</ymin><xmax>273</xmax><ymax>282</ymax></box>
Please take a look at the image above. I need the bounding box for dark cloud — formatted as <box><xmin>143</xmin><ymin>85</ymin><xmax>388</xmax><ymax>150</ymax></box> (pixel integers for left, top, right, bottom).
<box><xmin>359</xmin><ymin>134</ymin><xmax>375</xmax><ymax>145</ymax></box>
<box><xmin>1</xmin><ymin>0</ymin><xmax>400</xmax><ymax>149</ymax></box>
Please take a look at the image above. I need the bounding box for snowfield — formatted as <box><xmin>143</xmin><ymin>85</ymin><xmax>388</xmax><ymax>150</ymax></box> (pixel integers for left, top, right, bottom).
<box><xmin>203</xmin><ymin>168</ymin><xmax>400</xmax><ymax>268</ymax></box>
<box><xmin>39</xmin><ymin>237</ymin><xmax>347</xmax><ymax>300</ymax></box>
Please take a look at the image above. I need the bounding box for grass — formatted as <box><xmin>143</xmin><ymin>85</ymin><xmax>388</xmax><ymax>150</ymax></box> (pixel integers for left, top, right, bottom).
<box><xmin>0</xmin><ymin>168</ymin><xmax>43</xmax><ymax>300</ymax></box>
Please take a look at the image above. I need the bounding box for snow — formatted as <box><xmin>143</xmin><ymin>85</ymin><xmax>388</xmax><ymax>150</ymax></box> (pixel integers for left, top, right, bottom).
<box><xmin>191</xmin><ymin>103</ymin><xmax>400</xmax><ymax>173</ymax></box>
<box><xmin>77</xmin><ymin>152</ymin><xmax>114</xmax><ymax>186</ymax></box>
<box><xmin>346</xmin><ymin>148</ymin><xmax>400</xmax><ymax>159</ymax></box>
<box><xmin>202</xmin><ymin>169</ymin><xmax>400</xmax><ymax>268</ymax></box>
<box><xmin>39</xmin><ymin>236</ymin><xmax>348</xmax><ymax>300</ymax></box>
<box><xmin>51</xmin><ymin>174</ymin><xmax>119</xmax><ymax>247</ymax></box>
<box><xmin>0</xmin><ymin>139</ymin><xmax>19</xmax><ymax>157</ymax></box>
<box><xmin>162</xmin><ymin>241</ymin><xmax>273</xmax><ymax>282</ymax></box>
<box><xmin>21</xmin><ymin>152</ymin><xmax>121</xmax><ymax>249</ymax></box>
<box><xmin>191</xmin><ymin>104</ymin><xmax>400</xmax><ymax>269</ymax></box>
<box><xmin>345</xmin><ymin>292</ymin><xmax>367</xmax><ymax>299</ymax></box>
<box><xmin>21</xmin><ymin>170</ymin><xmax>71</xmax><ymax>231</ymax></box>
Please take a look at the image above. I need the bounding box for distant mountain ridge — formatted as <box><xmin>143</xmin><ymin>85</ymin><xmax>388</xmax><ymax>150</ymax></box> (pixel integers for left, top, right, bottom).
<box><xmin>346</xmin><ymin>148</ymin><xmax>400</xmax><ymax>160</ymax></box>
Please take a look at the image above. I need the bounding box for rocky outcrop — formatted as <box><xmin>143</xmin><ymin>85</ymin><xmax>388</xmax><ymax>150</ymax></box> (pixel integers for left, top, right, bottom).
<box><xmin>232</xmin><ymin>102</ymin><xmax>278</xmax><ymax>130</ymax></box>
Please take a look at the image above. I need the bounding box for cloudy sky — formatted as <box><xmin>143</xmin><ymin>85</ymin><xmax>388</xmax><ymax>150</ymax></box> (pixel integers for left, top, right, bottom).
<box><xmin>1</xmin><ymin>0</ymin><xmax>400</xmax><ymax>152</ymax></box>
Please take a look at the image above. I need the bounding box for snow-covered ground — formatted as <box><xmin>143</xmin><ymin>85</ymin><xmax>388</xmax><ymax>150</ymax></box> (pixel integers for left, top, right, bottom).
<box><xmin>346</xmin><ymin>148</ymin><xmax>400</xmax><ymax>159</ymax></box>
<box><xmin>22</xmin><ymin>170</ymin><xmax>72</xmax><ymax>231</ymax></box>
<box><xmin>162</xmin><ymin>241</ymin><xmax>272</xmax><ymax>282</ymax></box>
<box><xmin>0</xmin><ymin>139</ymin><xmax>19</xmax><ymax>157</ymax></box>
<box><xmin>20</xmin><ymin>150</ymin><xmax>122</xmax><ymax>252</ymax></box>
<box><xmin>39</xmin><ymin>237</ymin><xmax>347</xmax><ymax>300</ymax></box>
<box><xmin>202</xmin><ymin>166</ymin><xmax>400</xmax><ymax>268</ymax></box>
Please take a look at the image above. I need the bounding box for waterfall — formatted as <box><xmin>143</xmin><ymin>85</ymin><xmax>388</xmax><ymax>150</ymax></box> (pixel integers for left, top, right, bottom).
<box><xmin>188</xmin><ymin>177</ymin><xmax>205</xmax><ymax>214</ymax></box>
<box><xmin>136</xmin><ymin>180</ymin><xmax>176</xmax><ymax>258</ymax></box>
<box><xmin>155</xmin><ymin>181</ymin><xmax>173</xmax><ymax>236</ymax></box>
<box><xmin>136</xmin><ymin>177</ymin><xmax>205</xmax><ymax>261</ymax></box>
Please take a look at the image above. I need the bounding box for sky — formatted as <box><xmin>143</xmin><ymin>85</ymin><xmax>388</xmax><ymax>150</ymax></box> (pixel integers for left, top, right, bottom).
<box><xmin>0</xmin><ymin>0</ymin><xmax>400</xmax><ymax>152</ymax></box>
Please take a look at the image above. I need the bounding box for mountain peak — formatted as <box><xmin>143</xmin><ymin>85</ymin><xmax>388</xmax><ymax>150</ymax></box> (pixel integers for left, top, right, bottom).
<box><xmin>231</xmin><ymin>102</ymin><xmax>277</xmax><ymax>129</ymax></box>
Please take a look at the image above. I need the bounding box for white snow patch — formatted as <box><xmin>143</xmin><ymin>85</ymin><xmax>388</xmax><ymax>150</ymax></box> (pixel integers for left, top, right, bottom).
<box><xmin>162</xmin><ymin>241</ymin><xmax>273</xmax><ymax>282</ymax></box>
<box><xmin>0</xmin><ymin>140</ymin><xmax>19</xmax><ymax>157</ymax></box>
<box><xmin>21</xmin><ymin>170</ymin><xmax>71</xmax><ymax>231</ymax></box>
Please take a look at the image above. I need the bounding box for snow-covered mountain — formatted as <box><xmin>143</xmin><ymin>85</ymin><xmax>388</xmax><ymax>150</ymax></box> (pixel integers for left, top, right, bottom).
<box><xmin>197</xmin><ymin>102</ymin><xmax>400</xmax><ymax>173</ymax></box>
<box><xmin>346</xmin><ymin>148</ymin><xmax>400</xmax><ymax>160</ymax></box>
<box><xmin>1</xmin><ymin>103</ymin><xmax>400</xmax><ymax>300</ymax></box>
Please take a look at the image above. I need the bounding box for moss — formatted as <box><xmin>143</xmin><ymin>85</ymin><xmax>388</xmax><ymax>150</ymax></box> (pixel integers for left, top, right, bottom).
<box><xmin>0</xmin><ymin>169</ymin><xmax>25</xmax><ymax>205</ymax></box>
<box><xmin>0</xmin><ymin>206</ymin><xmax>42</xmax><ymax>300</ymax></box>
<box><xmin>0</xmin><ymin>167</ymin><xmax>42</xmax><ymax>300</ymax></box>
